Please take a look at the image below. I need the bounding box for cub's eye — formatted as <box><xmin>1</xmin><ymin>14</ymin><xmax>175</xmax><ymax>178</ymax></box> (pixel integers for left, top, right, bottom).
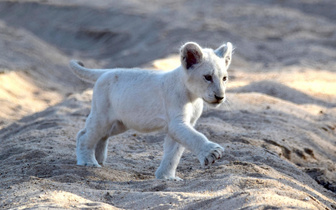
<box><xmin>223</xmin><ymin>76</ymin><xmax>227</xmax><ymax>81</ymax></box>
<box><xmin>204</xmin><ymin>75</ymin><xmax>213</xmax><ymax>82</ymax></box>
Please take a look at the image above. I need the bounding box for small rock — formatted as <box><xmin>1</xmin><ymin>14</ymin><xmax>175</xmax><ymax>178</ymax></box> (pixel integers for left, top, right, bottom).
<box><xmin>303</xmin><ymin>197</ymin><xmax>310</xmax><ymax>201</ymax></box>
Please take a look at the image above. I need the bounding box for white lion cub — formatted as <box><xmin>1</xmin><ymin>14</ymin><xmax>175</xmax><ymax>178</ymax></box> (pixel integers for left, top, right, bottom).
<box><xmin>69</xmin><ymin>41</ymin><xmax>233</xmax><ymax>180</ymax></box>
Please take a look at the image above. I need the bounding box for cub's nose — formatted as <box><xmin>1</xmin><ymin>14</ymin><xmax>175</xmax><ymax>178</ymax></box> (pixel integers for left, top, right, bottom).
<box><xmin>214</xmin><ymin>95</ymin><xmax>224</xmax><ymax>101</ymax></box>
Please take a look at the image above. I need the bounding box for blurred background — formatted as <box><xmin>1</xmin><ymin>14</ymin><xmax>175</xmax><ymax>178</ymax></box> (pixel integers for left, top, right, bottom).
<box><xmin>1</xmin><ymin>0</ymin><xmax>336</xmax><ymax>70</ymax></box>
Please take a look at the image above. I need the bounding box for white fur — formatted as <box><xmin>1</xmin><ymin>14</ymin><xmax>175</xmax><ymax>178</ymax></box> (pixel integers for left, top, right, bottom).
<box><xmin>69</xmin><ymin>42</ymin><xmax>233</xmax><ymax>180</ymax></box>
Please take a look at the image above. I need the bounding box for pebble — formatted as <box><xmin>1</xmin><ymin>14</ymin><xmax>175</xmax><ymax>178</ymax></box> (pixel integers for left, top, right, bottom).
<box><xmin>303</xmin><ymin>197</ymin><xmax>310</xmax><ymax>201</ymax></box>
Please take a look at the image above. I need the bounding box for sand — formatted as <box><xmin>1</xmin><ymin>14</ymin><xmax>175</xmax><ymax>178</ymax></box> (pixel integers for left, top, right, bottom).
<box><xmin>0</xmin><ymin>0</ymin><xmax>335</xmax><ymax>209</ymax></box>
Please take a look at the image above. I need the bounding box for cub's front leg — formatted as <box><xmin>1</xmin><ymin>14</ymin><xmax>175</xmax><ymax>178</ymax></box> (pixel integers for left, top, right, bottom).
<box><xmin>168</xmin><ymin>120</ymin><xmax>224</xmax><ymax>167</ymax></box>
<box><xmin>155</xmin><ymin>135</ymin><xmax>185</xmax><ymax>181</ymax></box>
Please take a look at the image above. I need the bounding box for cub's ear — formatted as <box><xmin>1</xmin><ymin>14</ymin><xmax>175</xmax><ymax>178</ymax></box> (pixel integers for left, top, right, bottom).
<box><xmin>215</xmin><ymin>42</ymin><xmax>233</xmax><ymax>66</ymax></box>
<box><xmin>180</xmin><ymin>42</ymin><xmax>203</xmax><ymax>70</ymax></box>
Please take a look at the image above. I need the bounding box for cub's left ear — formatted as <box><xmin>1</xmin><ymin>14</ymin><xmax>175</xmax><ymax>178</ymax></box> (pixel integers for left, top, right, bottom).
<box><xmin>215</xmin><ymin>42</ymin><xmax>233</xmax><ymax>66</ymax></box>
<box><xmin>180</xmin><ymin>42</ymin><xmax>203</xmax><ymax>70</ymax></box>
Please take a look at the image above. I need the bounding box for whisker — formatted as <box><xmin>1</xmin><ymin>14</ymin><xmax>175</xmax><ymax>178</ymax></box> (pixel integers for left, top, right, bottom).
<box><xmin>223</xmin><ymin>98</ymin><xmax>233</xmax><ymax>112</ymax></box>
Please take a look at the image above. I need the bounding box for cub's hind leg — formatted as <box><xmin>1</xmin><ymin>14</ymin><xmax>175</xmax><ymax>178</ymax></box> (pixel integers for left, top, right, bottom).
<box><xmin>93</xmin><ymin>136</ymin><xmax>109</xmax><ymax>166</ymax></box>
<box><xmin>95</xmin><ymin>121</ymin><xmax>127</xmax><ymax>165</ymax></box>
<box><xmin>76</xmin><ymin>112</ymin><xmax>111</xmax><ymax>167</ymax></box>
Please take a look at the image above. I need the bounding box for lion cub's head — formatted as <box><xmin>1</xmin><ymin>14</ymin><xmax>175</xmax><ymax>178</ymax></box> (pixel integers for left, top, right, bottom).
<box><xmin>180</xmin><ymin>42</ymin><xmax>233</xmax><ymax>107</ymax></box>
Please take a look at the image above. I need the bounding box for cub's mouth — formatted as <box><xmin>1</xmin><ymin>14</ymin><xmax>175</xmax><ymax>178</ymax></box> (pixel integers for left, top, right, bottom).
<box><xmin>203</xmin><ymin>98</ymin><xmax>223</xmax><ymax>106</ymax></box>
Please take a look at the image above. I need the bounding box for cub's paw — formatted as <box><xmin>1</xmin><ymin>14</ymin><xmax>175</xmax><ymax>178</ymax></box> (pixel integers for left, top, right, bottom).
<box><xmin>155</xmin><ymin>171</ymin><xmax>183</xmax><ymax>181</ymax></box>
<box><xmin>197</xmin><ymin>143</ymin><xmax>224</xmax><ymax>167</ymax></box>
<box><xmin>157</xmin><ymin>176</ymin><xmax>183</xmax><ymax>181</ymax></box>
<box><xmin>165</xmin><ymin>176</ymin><xmax>183</xmax><ymax>181</ymax></box>
<box><xmin>77</xmin><ymin>161</ymin><xmax>101</xmax><ymax>167</ymax></box>
<box><xmin>84</xmin><ymin>163</ymin><xmax>102</xmax><ymax>167</ymax></box>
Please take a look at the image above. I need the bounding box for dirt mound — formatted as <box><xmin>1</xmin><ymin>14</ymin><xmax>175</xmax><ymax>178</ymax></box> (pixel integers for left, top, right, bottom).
<box><xmin>0</xmin><ymin>20</ymin><xmax>87</xmax><ymax>91</ymax></box>
<box><xmin>0</xmin><ymin>71</ymin><xmax>63</xmax><ymax>128</ymax></box>
<box><xmin>231</xmin><ymin>80</ymin><xmax>336</xmax><ymax>108</ymax></box>
<box><xmin>1</xmin><ymin>89</ymin><xmax>335</xmax><ymax>209</ymax></box>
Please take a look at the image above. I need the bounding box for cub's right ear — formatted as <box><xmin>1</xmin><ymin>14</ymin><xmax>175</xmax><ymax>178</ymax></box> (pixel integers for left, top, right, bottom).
<box><xmin>180</xmin><ymin>42</ymin><xmax>203</xmax><ymax>70</ymax></box>
<box><xmin>215</xmin><ymin>42</ymin><xmax>233</xmax><ymax>66</ymax></box>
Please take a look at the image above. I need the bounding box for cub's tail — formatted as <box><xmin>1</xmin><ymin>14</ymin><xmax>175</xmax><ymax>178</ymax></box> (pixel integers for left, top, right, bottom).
<box><xmin>69</xmin><ymin>60</ymin><xmax>108</xmax><ymax>84</ymax></box>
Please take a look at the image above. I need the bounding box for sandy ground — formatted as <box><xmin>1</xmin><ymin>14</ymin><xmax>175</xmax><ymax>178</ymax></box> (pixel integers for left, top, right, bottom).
<box><xmin>0</xmin><ymin>0</ymin><xmax>336</xmax><ymax>209</ymax></box>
